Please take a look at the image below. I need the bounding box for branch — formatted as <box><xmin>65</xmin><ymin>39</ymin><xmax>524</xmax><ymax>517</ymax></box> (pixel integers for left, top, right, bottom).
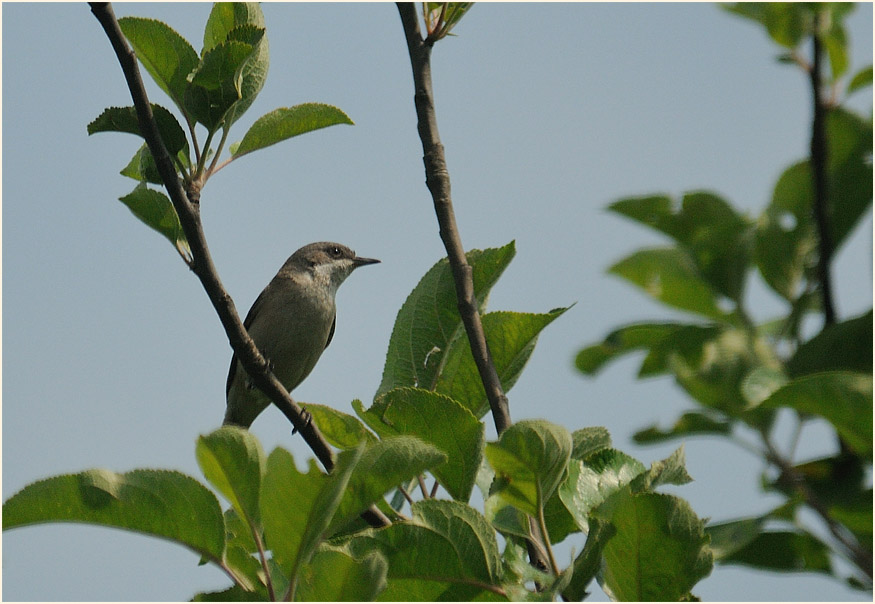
<box><xmin>763</xmin><ymin>438</ymin><xmax>873</xmax><ymax>580</ymax></box>
<box><xmin>809</xmin><ymin>13</ymin><xmax>836</xmax><ymax>327</ymax></box>
<box><xmin>88</xmin><ymin>2</ymin><xmax>390</xmax><ymax>529</ymax></box>
<box><xmin>396</xmin><ymin>2</ymin><xmax>511</xmax><ymax>436</ymax></box>
<box><xmin>396</xmin><ymin>2</ymin><xmax>549</xmax><ymax>576</ymax></box>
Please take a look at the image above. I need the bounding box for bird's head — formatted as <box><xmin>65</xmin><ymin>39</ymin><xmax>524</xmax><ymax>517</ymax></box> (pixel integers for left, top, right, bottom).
<box><xmin>287</xmin><ymin>242</ymin><xmax>380</xmax><ymax>295</ymax></box>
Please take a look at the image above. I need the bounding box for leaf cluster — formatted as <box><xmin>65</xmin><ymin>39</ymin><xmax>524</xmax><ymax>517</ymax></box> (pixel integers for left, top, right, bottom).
<box><xmin>4</xmin><ymin>241</ymin><xmax>714</xmax><ymax>600</ymax></box>
<box><xmin>87</xmin><ymin>3</ymin><xmax>353</xmax><ymax>260</ymax></box>
<box><xmin>578</xmin><ymin>3</ymin><xmax>872</xmax><ymax>590</ymax></box>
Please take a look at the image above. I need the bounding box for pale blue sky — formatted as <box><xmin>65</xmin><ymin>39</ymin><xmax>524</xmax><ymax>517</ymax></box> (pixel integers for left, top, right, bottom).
<box><xmin>3</xmin><ymin>2</ymin><xmax>872</xmax><ymax>601</ymax></box>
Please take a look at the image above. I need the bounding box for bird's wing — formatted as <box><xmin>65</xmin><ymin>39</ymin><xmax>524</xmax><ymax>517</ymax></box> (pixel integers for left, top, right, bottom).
<box><xmin>324</xmin><ymin>312</ymin><xmax>336</xmax><ymax>349</ymax></box>
<box><xmin>226</xmin><ymin>287</ymin><xmax>270</xmax><ymax>397</ymax></box>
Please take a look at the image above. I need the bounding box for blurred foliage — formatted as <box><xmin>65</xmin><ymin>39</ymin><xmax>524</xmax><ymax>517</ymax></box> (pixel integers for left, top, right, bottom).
<box><xmin>579</xmin><ymin>2</ymin><xmax>872</xmax><ymax>592</ymax></box>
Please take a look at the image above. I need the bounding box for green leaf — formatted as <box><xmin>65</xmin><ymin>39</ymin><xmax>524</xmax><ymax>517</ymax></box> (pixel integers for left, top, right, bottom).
<box><xmin>203</xmin><ymin>2</ymin><xmax>266</xmax><ymax>53</ymax></box>
<box><xmin>412</xmin><ymin>499</ymin><xmax>502</xmax><ymax>584</ymax></box>
<box><xmin>120</xmin><ymin>143</ymin><xmax>162</xmax><ymax>184</ymax></box>
<box><xmin>223</xmin><ymin>507</ymin><xmax>257</xmax><ymax>554</ymax></box>
<box><xmin>542</xmin><ymin>488</ymin><xmax>580</xmax><ymax>544</ymax></box>
<box><xmin>631</xmin><ymin>446</ymin><xmax>694</xmax><ymax>492</ymax></box>
<box><xmin>829</xmin><ymin>489</ymin><xmax>873</xmax><ymax>540</ymax></box>
<box><xmin>609</xmin><ymin>192</ymin><xmax>753</xmax><ymax>302</ymax></box>
<box><xmin>822</xmin><ymin>23</ymin><xmax>849</xmax><ymax>80</ymax></box>
<box><xmin>425</xmin><ymin>2</ymin><xmax>475</xmax><ymax>38</ymax></box>
<box><xmin>189</xmin><ymin>36</ymin><xmax>261</xmax><ymax>91</ymax></box>
<box><xmin>642</xmin><ymin>324</ymin><xmax>779</xmax><ymax>425</ymax></box>
<box><xmin>196</xmin><ymin>426</ymin><xmax>265</xmax><ymax>527</ymax></box>
<box><xmin>571</xmin><ymin>426</ymin><xmax>612</xmax><ymax>460</ymax></box>
<box><xmin>118</xmin><ymin>183</ymin><xmax>190</xmax><ymax>258</ymax></box>
<box><xmin>559</xmin><ymin>449</ymin><xmax>646</xmax><ymax>531</ymax></box>
<box><xmin>356</xmin><ymin>388</ymin><xmax>484</xmax><ymax>501</ymax></box>
<box><xmin>192</xmin><ymin>3</ymin><xmax>269</xmax><ymax>131</ymax></box>
<box><xmin>289</xmin><ymin>444</ymin><xmax>364</xmax><ymax>592</ymax></box>
<box><xmin>233</xmin><ymin>104</ymin><xmax>354</xmax><ymax>159</ymax></box>
<box><xmin>595</xmin><ymin>490</ymin><xmax>713</xmax><ymax>601</ymax></box>
<box><xmin>633</xmin><ymin>411</ymin><xmax>732</xmax><ymax>444</ymax></box>
<box><xmin>823</xmin><ymin>108</ymin><xmax>873</xmax><ymax>251</ymax></box>
<box><xmin>764</xmin><ymin>455</ymin><xmax>867</xmax><ymax>511</ymax></box>
<box><xmin>755</xmin><ymin>160</ymin><xmax>816</xmax><ymax>300</ymax></box>
<box><xmin>296</xmin><ymin>547</ymin><xmax>388</xmax><ymax>602</ymax></box>
<box><xmin>706</xmin><ymin>516</ymin><xmax>767</xmax><ymax>561</ymax></box>
<box><xmin>192</xmin><ymin>584</ymin><xmax>267</xmax><ymax>601</ymax></box>
<box><xmin>741</xmin><ymin>366</ymin><xmax>789</xmax><ymax>406</ymax></box>
<box><xmin>376</xmin><ymin>242</ymin><xmax>516</xmax><ymax>398</ymax></box>
<box><xmin>436</xmin><ymin>308</ymin><xmax>569</xmax><ymax>418</ymax></box>
<box><xmin>185</xmin><ymin>15</ymin><xmax>268</xmax><ymax>131</ymax></box>
<box><xmin>88</xmin><ymin>104</ymin><xmax>188</xmax><ymax>158</ymax></box>
<box><xmin>847</xmin><ymin>65</ymin><xmax>872</xmax><ymax>95</ymax></box>
<box><xmin>219</xmin><ymin>509</ymin><xmax>262</xmax><ymax>591</ymax></box>
<box><xmin>723</xmin><ymin>3</ymin><xmax>811</xmax><ymax>48</ymax></box>
<box><xmin>331</xmin><ymin>436</ymin><xmax>447</xmax><ymax>534</ymax></box>
<box><xmin>756</xmin><ymin>372</ymin><xmax>873</xmax><ymax>456</ymax></box>
<box><xmin>485</xmin><ymin>420</ymin><xmax>572</xmax><ymax>517</ymax></box>
<box><xmin>562</xmin><ymin>517</ymin><xmax>615</xmax><ymax>601</ymax></box>
<box><xmin>609</xmin><ymin>247</ymin><xmax>730</xmax><ymax>321</ymax></box>
<box><xmin>720</xmin><ymin>531</ymin><xmax>832</xmax><ymax>574</ymax></box>
<box><xmin>756</xmin><ymin>108</ymin><xmax>872</xmax><ymax>301</ymax></box>
<box><xmin>117</xmin><ymin>17</ymin><xmax>199</xmax><ymax>112</ymax></box>
<box><xmin>345</xmin><ymin>501</ymin><xmax>501</xmax><ymax>592</ymax></box>
<box><xmin>306</xmin><ymin>402</ymin><xmax>378</xmax><ymax>449</ymax></box>
<box><xmin>3</xmin><ymin>469</ymin><xmax>225</xmax><ymax>561</ymax></box>
<box><xmin>575</xmin><ymin>322</ymin><xmax>683</xmax><ymax>375</ymax></box>
<box><xmin>184</xmin><ymin>40</ymin><xmax>253</xmax><ymax>130</ymax></box>
<box><xmin>260</xmin><ymin>449</ymin><xmax>326</xmax><ymax>571</ymax></box>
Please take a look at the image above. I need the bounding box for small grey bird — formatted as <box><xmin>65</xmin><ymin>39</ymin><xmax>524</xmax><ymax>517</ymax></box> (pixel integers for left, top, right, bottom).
<box><xmin>224</xmin><ymin>242</ymin><xmax>379</xmax><ymax>428</ymax></box>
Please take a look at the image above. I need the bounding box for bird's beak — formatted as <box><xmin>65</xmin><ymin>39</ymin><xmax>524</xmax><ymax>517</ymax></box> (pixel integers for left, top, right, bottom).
<box><xmin>353</xmin><ymin>255</ymin><xmax>380</xmax><ymax>267</ymax></box>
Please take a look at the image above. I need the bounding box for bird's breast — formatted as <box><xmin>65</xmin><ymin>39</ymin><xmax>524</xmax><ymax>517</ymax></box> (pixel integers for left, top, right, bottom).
<box><xmin>246</xmin><ymin>282</ymin><xmax>336</xmax><ymax>392</ymax></box>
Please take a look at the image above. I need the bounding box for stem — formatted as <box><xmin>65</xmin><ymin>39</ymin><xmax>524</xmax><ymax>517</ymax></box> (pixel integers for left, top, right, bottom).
<box><xmin>809</xmin><ymin>13</ymin><xmax>836</xmax><ymax>327</ymax></box>
<box><xmin>198</xmin><ymin>127</ymin><xmax>217</xmax><ymax>179</ymax></box>
<box><xmin>208</xmin><ymin>126</ymin><xmax>232</xmax><ymax>176</ymax></box>
<box><xmin>186</xmin><ymin>117</ymin><xmax>202</xmax><ymax>167</ymax></box>
<box><xmin>398</xmin><ymin>483</ymin><xmax>416</xmax><ymax>506</ymax></box>
<box><xmin>88</xmin><ymin>2</ymin><xmax>390</xmax><ymax>530</ymax></box>
<box><xmin>252</xmin><ymin>528</ymin><xmax>276</xmax><ymax>601</ymax></box>
<box><xmin>537</xmin><ymin>502</ymin><xmax>560</xmax><ymax>577</ymax></box>
<box><xmin>417</xmin><ymin>474</ymin><xmax>430</xmax><ymax>498</ymax></box>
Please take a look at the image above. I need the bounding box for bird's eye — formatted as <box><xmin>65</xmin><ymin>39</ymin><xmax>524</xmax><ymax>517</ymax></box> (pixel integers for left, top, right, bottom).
<box><xmin>330</xmin><ymin>246</ymin><xmax>342</xmax><ymax>257</ymax></box>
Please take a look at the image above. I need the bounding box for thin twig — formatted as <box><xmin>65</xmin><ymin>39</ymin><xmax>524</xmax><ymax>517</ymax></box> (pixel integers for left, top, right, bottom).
<box><xmin>88</xmin><ymin>2</ymin><xmax>390</xmax><ymax>530</ymax></box>
<box><xmin>252</xmin><ymin>528</ymin><xmax>276</xmax><ymax>601</ymax></box>
<box><xmin>417</xmin><ymin>474</ymin><xmax>430</xmax><ymax>499</ymax></box>
<box><xmin>537</xmin><ymin>499</ymin><xmax>560</xmax><ymax>576</ymax></box>
<box><xmin>398</xmin><ymin>483</ymin><xmax>416</xmax><ymax>506</ymax></box>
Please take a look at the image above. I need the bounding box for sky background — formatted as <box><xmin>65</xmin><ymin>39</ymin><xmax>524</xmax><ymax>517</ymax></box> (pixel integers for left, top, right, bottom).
<box><xmin>2</xmin><ymin>2</ymin><xmax>872</xmax><ymax>601</ymax></box>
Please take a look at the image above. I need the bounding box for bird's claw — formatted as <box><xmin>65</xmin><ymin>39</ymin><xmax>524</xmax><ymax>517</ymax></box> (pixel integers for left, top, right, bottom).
<box><xmin>291</xmin><ymin>407</ymin><xmax>312</xmax><ymax>435</ymax></box>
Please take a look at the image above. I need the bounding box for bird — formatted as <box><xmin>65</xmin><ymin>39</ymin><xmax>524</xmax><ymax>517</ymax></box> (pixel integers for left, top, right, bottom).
<box><xmin>223</xmin><ymin>242</ymin><xmax>379</xmax><ymax>428</ymax></box>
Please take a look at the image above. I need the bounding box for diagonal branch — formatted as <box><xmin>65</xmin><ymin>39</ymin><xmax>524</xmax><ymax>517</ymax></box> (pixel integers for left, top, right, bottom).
<box><xmin>396</xmin><ymin>2</ymin><xmax>550</xmax><ymax>576</ymax></box>
<box><xmin>396</xmin><ymin>2</ymin><xmax>511</xmax><ymax>436</ymax></box>
<box><xmin>88</xmin><ymin>2</ymin><xmax>389</xmax><ymax>529</ymax></box>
